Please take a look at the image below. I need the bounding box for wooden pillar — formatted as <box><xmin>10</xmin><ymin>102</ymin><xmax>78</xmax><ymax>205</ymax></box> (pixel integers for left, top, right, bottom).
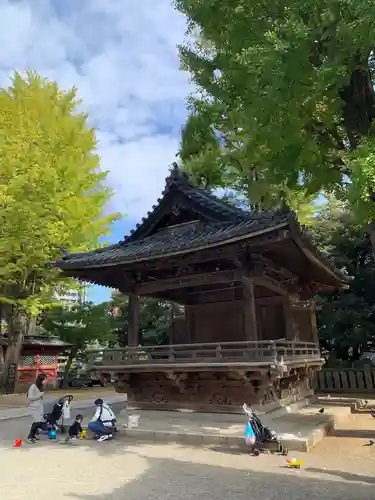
<box><xmin>242</xmin><ymin>277</ymin><xmax>258</xmax><ymax>341</ymax></box>
<box><xmin>184</xmin><ymin>306</ymin><xmax>193</xmax><ymax>343</ymax></box>
<box><xmin>282</xmin><ymin>297</ymin><xmax>295</xmax><ymax>341</ymax></box>
<box><xmin>309</xmin><ymin>306</ymin><xmax>319</xmax><ymax>344</ymax></box>
<box><xmin>127</xmin><ymin>292</ymin><xmax>139</xmax><ymax>347</ymax></box>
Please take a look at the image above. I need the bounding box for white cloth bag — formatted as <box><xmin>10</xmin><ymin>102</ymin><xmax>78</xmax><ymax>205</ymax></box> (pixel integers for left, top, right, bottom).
<box><xmin>62</xmin><ymin>401</ymin><xmax>71</xmax><ymax>420</ymax></box>
<box><xmin>128</xmin><ymin>415</ymin><xmax>140</xmax><ymax>428</ymax></box>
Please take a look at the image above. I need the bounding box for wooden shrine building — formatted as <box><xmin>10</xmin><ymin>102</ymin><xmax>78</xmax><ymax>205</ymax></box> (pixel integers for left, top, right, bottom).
<box><xmin>52</xmin><ymin>165</ymin><xmax>350</xmax><ymax>411</ymax></box>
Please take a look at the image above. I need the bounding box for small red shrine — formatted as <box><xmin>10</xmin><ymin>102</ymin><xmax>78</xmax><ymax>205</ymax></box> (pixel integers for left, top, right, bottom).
<box><xmin>0</xmin><ymin>336</ymin><xmax>70</xmax><ymax>391</ymax></box>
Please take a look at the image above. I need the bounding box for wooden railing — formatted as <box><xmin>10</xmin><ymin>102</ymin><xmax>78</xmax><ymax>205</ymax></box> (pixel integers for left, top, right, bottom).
<box><xmin>314</xmin><ymin>367</ymin><xmax>375</xmax><ymax>393</ymax></box>
<box><xmin>86</xmin><ymin>341</ymin><xmax>321</xmax><ymax>368</ymax></box>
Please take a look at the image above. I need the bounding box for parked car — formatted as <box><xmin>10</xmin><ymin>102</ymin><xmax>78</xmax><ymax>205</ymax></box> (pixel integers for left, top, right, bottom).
<box><xmin>57</xmin><ymin>371</ymin><xmax>110</xmax><ymax>389</ymax></box>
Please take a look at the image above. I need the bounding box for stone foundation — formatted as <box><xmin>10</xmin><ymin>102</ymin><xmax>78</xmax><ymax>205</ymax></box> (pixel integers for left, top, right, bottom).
<box><xmin>107</xmin><ymin>365</ymin><xmax>319</xmax><ymax>413</ymax></box>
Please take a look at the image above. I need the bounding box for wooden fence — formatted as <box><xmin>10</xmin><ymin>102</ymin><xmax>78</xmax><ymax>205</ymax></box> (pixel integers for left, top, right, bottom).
<box><xmin>314</xmin><ymin>367</ymin><xmax>375</xmax><ymax>393</ymax></box>
<box><xmin>86</xmin><ymin>340</ymin><xmax>320</xmax><ymax>368</ymax></box>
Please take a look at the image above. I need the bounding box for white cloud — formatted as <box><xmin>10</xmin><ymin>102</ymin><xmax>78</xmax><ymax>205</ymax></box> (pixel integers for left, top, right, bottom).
<box><xmin>100</xmin><ymin>134</ymin><xmax>179</xmax><ymax>220</ymax></box>
<box><xmin>0</xmin><ymin>0</ymin><xmax>191</xmax><ymax>220</ymax></box>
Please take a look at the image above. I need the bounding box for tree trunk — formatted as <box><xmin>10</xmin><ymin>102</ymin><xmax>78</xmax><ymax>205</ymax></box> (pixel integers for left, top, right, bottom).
<box><xmin>62</xmin><ymin>349</ymin><xmax>76</xmax><ymax>389</ymax></box>
<box><xmin>369</xmin><ymin>225</ymin><xmax>375</xmax><ymax>261</ymax></box>
<box><xmin>3</xmin><ymin>306</ymin><xmax>27</xmax><ymax>393</ymax></box>
<box><xmin>0</xmin><ymin>347</ymin><xmax>5</xmax><ymax>387</ymax></box>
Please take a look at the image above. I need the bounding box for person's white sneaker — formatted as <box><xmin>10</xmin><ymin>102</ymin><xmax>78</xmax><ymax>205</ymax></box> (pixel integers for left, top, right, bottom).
<box><xmin>97</xmin><ymin>434</ymin><xmax>111</xmax><ymax>442</ymax></box>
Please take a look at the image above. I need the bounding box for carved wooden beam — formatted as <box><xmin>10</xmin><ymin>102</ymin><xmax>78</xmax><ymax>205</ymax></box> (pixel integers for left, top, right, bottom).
<box><xmin>255</xmin><ymin>296</ymin><xmax>284</xmax><ymax>306</ymax></box>
<box><xmin>137</xmin><ymin>269</ymin><xmax>241</xmax><ymax>295</ymax></box>
<box><xmin>127</xmin><ymin>244</ymin><xmax>243</xmax><ymax>273</ymax></box>
<box><xmin>252</xmin><ymin>276</ymin><xmax>288</xmax><ymax>296</ymax></box>
<box><xmin>246</xmin><ymin>229</ymin><xmax>291</xmax><ymax>248</ymax></box>
<box><xmin>249</xmin><ymin>254</ymin><xmax>298</xmax><ymax>282</ymax></box>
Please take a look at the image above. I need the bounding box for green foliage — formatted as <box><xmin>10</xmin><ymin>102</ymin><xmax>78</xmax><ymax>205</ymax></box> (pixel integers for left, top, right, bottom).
<box><xmin>312</xmin><ymin>202</ymin><xmax>375</xmax><ymax>359</ymax></box>
<box><xmin>0</xmin><ymin>71</ymin><xmax>119</xmax><ymax>318</ymax></box>
<box><xmin>42</xmin><ymin>301</ymin><xmax>118</xmax><ymax>386</ymax></box>
<box><xmin>175</xmin><ymin>0</ymin><xmax>375</xmax><ymax>223</ymax></box>
<box><xmin>110</xmin><ymin>292</ymin><xmax>183</xmax><ymax>346</ymax></box>
<box><xmin>42</xmin><ymin>302</ymin><xmax>117</xmax><ymax>353</ymax></box>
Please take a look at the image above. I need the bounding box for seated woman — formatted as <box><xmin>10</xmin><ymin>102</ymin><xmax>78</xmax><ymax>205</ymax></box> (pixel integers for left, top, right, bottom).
<box><xmin>87</xmin><ymin>398</ymin><xmax>117</xmax><ymax>442</ymax></box>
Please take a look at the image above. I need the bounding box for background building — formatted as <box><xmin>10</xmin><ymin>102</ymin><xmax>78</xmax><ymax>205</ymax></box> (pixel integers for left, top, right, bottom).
<box><xmin>54</xmin><ymin>283</ymin><xmax>87</xmax><ymax>308</ymax></box>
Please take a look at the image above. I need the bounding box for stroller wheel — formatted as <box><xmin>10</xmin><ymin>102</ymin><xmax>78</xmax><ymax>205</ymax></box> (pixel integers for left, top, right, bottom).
<box><xmin>281</xmin><ymin>446</ymin><xmax>288</xmax><ymax>456</ymax></box>
<box><xmin>252</xmin><ymin>448</ymin><xmax>260</xmax><ymax>457</ymax></box>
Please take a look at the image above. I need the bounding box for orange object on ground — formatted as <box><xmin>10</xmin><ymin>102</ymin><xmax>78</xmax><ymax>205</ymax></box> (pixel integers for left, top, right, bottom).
<box><xmin>14</xmin><ymin>439</ymin><xmax>22</xmax><ymax>447</ymax></box>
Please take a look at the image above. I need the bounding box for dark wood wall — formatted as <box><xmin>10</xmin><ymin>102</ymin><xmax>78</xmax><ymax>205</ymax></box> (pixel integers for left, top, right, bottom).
<box><xmin>170</xmin><ymin>301</ymin><xmax>244</xmax><ymax>344</ymax></box>
<box><xmin>190</xmin><ymin>302</ymin><xmax>244</xmax><ymax>343</ymax></box>
<box><xmin>169</xmin><ymin>299</ymin><xmax>316</xmax><ymax>345</ymax></box>
<box><xmin>170</xmin><ymin>315</ymin><xmax>189</xmax><ymax>344</ymax></box>
<box><xmin>292</xmin><ymin>308</ymin><xmax>314</xmax><ymax>342</ymax></box>
<box><xmin>256</xmin><ymin>302</ymin><xmax>286</xmax><ymax>340</ymax></box>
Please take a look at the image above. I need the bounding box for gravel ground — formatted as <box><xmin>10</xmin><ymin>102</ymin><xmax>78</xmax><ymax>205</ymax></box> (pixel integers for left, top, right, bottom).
<box><xmin>1</xmin><ymin>413</ymin><xmax>374</xmax><ymax>500</ymax></box>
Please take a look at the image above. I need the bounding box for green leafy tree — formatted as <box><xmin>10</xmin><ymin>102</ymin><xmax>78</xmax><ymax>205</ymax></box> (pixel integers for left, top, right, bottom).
<box><xmin>179</xmin><ymin>112</ymin><xmax>318</xmax><ymax>223</ymax></box>
<box><xmin>0</xmin><ymin>71</ymin><xmax>119</xmax><ymax>375</ymax></box>
<box><xmin>311</xmin><ymin>203</ymin><xmax>375</xmax><ymax>361</ymax></box>
<box><xmin>42</xmin><ymin>302</ymin><xmax>117</xmax><ymax>387</ymax></box>
<box><xmin>110</xmin><ymin>292</ymin><xmax>183</xmax><ymax>346</ymax></box>
<box><xmin>175</xmin><ymin>0</ymin><xmax>375</xmax><ymax>224</ymax></box>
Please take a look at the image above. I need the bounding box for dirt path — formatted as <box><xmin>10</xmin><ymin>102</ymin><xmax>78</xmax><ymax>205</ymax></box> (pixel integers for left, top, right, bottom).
<box><xmin>1</xmin><ymin>416</ymin><xmax>374</xmax><ymax>500</ymax></box>
<box><xmin>0</xmin><ymin>403</ymin><xmax>375</xmax><ymax>500</ymax></box>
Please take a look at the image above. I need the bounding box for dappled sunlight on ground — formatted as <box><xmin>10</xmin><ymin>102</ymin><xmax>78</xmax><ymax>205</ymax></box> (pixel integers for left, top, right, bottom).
<box><xmin>0</xmin><ymin>406</ymin><xmax>375</xmax><ymax>499</ymax></box>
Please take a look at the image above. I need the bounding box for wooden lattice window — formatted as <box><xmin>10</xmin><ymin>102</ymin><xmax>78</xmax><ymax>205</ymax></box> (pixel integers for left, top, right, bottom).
<box><xmin>39</xmin><ymin>355</ymin><xmax>57</xmax><ymax>366</ymax></box>
<box><xmin>19</xmin><ymin>355</ymin><xmax>36</xmax><ymax>367</ymax></box>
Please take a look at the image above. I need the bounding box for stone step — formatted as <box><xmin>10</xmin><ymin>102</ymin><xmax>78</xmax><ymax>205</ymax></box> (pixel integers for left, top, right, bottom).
<box><xmin>117</xmin><ymin>404</ymin><xmax>351</xmax><ymax>452</ymax></box>
<box><xmin>316</xmin><ymin>396</ymin><xmax>375</xmax><ymax>412</ymax></box>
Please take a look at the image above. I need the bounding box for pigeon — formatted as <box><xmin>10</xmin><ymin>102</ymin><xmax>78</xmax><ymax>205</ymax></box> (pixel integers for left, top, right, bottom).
<box><xmin>318</xmin><ymin>408</ymin><xmax>325</xmax><ymax>414</ymax></box>
<box><xmin>370</xmin><ymin>410</ymin><xmax>375</xmax><ymax>419</ymax></box>
<box><xmin>369</xmin><ymin>439</ymin><xmax>375</xmax><ymax>446</ymax></box>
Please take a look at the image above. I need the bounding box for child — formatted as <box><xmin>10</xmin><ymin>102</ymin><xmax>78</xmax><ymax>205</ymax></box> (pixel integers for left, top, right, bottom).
<box><xmin>65</xmin><ymin>414</ymin><xmax>83</xmax><ymax>442</ymax></box>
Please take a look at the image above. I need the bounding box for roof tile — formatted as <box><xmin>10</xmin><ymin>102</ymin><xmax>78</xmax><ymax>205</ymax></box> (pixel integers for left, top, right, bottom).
<box><xmin>54</xmin><ymin>213</ymin><xmax>289</xmax><ymax>269</ymax></box>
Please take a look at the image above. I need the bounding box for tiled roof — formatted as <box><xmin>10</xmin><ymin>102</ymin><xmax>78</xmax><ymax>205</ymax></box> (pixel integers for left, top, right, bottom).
<box><xmin>22</xmin><ymin>336</ymin><xmax>71</xmax><ymax>347</ymax></box>
<box><xmin>54</xmin><ymin>213</ymin><xmax>290</xmax><ymax>269</ymax></box>
<box><xmin>0</xmin><ymin>335</ymin><xmax>71</xmax><ymax>347</ymax></box>
<box><xmin>125</xmin><ymin>164</ymin><xmax>250</xmax><ymax>242</ymax></box>
<box><xmin>51</xmin><ymin>165</ymin><xmax>351</xmax><ymax>287</ymax></box>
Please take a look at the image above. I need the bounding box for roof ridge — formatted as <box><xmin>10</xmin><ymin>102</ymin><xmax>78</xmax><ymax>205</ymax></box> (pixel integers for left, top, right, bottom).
<box><xmin>123</xmin><ymin>164</ymin><xmax>298</xmax><ymax>243</ymax></box>
<box><xmin>59</xmin><ymin>242</ymin><xmax>123</xmax><ymax>260</ymax></box>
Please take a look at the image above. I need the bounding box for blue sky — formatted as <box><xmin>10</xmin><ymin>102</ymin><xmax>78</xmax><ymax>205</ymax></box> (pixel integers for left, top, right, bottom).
<box><xmin>0</xmin><ymin>0</ymin><xmax>192</xmax><ymax>303</ymax></box>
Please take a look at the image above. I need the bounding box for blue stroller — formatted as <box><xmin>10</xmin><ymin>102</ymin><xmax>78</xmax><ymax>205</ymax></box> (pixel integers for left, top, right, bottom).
<box><xmin>243</xmin><ymin>403</ymin><xmax>288</xmax><ymax>456</ymax></box>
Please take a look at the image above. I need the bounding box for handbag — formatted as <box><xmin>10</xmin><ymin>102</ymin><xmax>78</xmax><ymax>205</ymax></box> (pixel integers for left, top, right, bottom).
<box><xmin>244</xmin><ymin>421</ymin><xmax>256</xmax><ymax>446</ymax></box>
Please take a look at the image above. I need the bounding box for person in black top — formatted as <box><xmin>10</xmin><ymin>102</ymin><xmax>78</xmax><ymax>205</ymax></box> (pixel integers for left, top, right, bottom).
<box><xmin>65</xmin><ymin>414</ymin><xmax>83</xmax><ymax>442</ymax></box>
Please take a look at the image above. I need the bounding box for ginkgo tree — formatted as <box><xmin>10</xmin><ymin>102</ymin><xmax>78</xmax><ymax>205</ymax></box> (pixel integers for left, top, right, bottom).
<box><xmin>0</xmin><ymin>71</ymin><xmax>119</xmax><ymax>375</ymax></box>
<box><xmin>174</xmin><ymin>0</ymin><xmax>375</xmax><ymax>223</ymax></box>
